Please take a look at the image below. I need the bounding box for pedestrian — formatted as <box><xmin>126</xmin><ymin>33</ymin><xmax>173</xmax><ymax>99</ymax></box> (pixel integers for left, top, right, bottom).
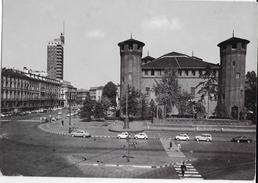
<box><xmin>177</xmin><ymin>143</ymin><xmax>181</xmax><ymax>151</ymax></box>
<box><xmin>169</xmin><ymin>140</ymin><xmax>173</xmax><ymax>149</ymax></box>
<box><xmin>61</xmin><ymin>120</ymin><xmax>64</xmax><ymax>126</ymax></box>
<box><xmin>181</xmin><ymin>162</ymin><xmax>187</xmax><ymax>177</ymax></box>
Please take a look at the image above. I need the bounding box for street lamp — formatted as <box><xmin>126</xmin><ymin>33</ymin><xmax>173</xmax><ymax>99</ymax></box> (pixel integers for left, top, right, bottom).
<box><xmin>66</xmin><ymin>91</ymin><xmax>73</xmax><ymax>133</ymax></box>
<box><xmin>124</xmin><ymin>86</ymin><xmax>129</xmax><ymax>129</ymax></box>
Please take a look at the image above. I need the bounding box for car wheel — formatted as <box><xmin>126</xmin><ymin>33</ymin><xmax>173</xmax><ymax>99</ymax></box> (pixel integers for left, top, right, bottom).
<box><xmin>118</xmin><ymin>136</ymin><xmax>121</xmax><ymax>139</ymax></box>
<box><xmin>237</xmin><ymin>140</ymin><xmax>240</xmax><ymax>143</ymax></box>
<box><xmin>144</xmin><ymin>137</ymin><xmax>146</xmax><ymax>140</ymax></box>
<box><xmin>71</xmin><ymin>134</ymin><xmax>75</xmax><ymax>137</ymax></box>
<box><xmin>135</xmin><ymin>137</ymin><xmax>138</xmax><ymax>139</ymax></box>
<box><xmin>207</xmin><ymin>139</ymin><xmax>210</xmax><ymax>142</ymax></box>
<box><xmin>176</xmin><ymin>138</ymin><xmax>179</xmax><ymax>141</ymax></box>
<box><xmin>247</xmin><ymin>140</ymin><xmax>250</xmax><ymax>143</ymax></box>
<box><xmin>83</xmin><ymin>135</ymin><xmax>86</xmax><ymax>138</ymax></box>
<box><xmin>196</xmin><ymin>138</ymin><xmax>199</xmax><ymax>141</ymax></box>
<box><xmin>186</xmin><ymin>139</ymin><xmax>189</xmax><ymax>141</ymax></box>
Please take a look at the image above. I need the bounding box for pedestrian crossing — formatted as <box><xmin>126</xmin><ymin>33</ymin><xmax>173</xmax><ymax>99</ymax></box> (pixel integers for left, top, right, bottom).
<box><xmin>174</xmin><ymin>161</ymin><xmax>203</xmax><ymax>179</ymax></box>
<box><xmin>159</xmin><ymin>138</ymin><xmax>203</xmax><ymax>179</ymax></box>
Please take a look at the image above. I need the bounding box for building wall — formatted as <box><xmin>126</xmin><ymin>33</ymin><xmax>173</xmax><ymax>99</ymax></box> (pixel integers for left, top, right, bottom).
<box><xmin>1</xmin><ymin>68</ymin><xmax>62</xmax><ymax>113</ymax></box>
<box><xmin>141</xmin><ymin>69</ymin><xmax>219</xmax><ymax>116</ymax></box>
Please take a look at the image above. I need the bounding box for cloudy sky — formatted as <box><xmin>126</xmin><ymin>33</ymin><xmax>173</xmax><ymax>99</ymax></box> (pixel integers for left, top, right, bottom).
<box><xmin>1</xmin><ymin>0</ymin><xmax>257</xmax><ymax>90</ymax></box>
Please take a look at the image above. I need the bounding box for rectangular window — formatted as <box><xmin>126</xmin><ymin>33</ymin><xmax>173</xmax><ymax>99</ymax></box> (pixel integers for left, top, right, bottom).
<box><xmin>232</xmin><ymin>43</ymin><xmax>237</xmax><ymax>49</ymax></box>
<box><xmin>185</xmin><ymin>70</ymin><xmax>188</xmax><ymax>76</ymax></box>
<box><xmin>151</xmin><ymin>70</ymin><xmax>155</xmax><ymax>76</ymax></box>
<box><xmin>144</xmin><ymin>70</ymin><xmax>148</xmax><ymax>76</ymax></box>
<box><xmin>236</xmin><ymin>73</ymin><xmax>240</xmax><ymax>79</ymax></box>
<box><xmin>191</xmin><ymin>87</ymin><xmax>195</xmax><ymax>97</ymax></box>
<box><xmin>192</xmin><ymin>70</ymin><xmax>195</xmax><ymax>76</ymax></box>
<box><xmin>146</xmin><ymin>87</ymin><xmax>150</xmax><ymax>95</ymax></box>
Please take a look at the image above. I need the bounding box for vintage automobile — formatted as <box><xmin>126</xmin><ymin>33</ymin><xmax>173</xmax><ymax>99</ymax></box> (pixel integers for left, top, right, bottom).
<box><xmin>117</xmin><ymin>132</ymin><xmax>131</xmax><ymax>139</ymax></box>
<box><xmin>175</xmin><ymin>133</ymin><xmax>190</xmax><ymax>141</ymax></box>
<box><xmin>231</xmin><ymin>136</ymin><xmax>253</xmax><ymax>143</ymax></box>
<box><xmin>134</xmin><ymin>132</ymin><xmax>148</xmax><ymax>139</ymax></box>
<box><xmin>71</xmin><ymin>130</ymin><xmax>91</xmax><ymax>138</ymax></box>
<box><xmin>195</xmin><ymin>133</ymin><xmax>212</xmax><ymax>141</ymax></box>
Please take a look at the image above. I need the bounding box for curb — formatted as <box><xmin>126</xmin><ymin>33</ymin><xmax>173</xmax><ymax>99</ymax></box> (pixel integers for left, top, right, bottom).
<box><xmin>89</xmin><ymin>159</ymin><xmax>192</xmax><ymax>169</ymax></box>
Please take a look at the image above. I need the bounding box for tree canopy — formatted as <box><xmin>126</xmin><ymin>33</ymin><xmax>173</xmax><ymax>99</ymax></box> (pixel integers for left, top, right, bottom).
<box><xmin>102</xmin><ymin>81</ymin><xmax>117</xmax><ymax>107</ymax></box>
<box><xmin>79</xmin><ymin>97</ymin><xmax>94</xmax><ymax>121</ymax></box>
<box><xmin>120</xmin><ymin>85</ymin><xmax>141</xmax><ymax>117</ymax></box>
<box><xmin>245</xmin><ymin>71</ymin><xmax>257</xmax><ymax>111</ymax></box>
<box><xmin>154</xmin><ymin>68</ymin><xmax>193</xmax><ymax>115</ymax></box>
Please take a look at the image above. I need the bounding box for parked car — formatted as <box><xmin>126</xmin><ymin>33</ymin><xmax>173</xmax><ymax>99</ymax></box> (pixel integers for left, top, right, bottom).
<box><xmin>1</xmin><ymin>113</ymin><xmax>5</xmax><ymax>118</ymax></box>
<box><xmin>117</xmin><ymin>132</ymin><xmax>131</xmax><ymax>139</ymax></box>
<box><xmin>231</xmin><ymin>136</ymin><xmax>253</xmax><ymax>143</ymax></box>
<box><xmin>58</xmin><ymin>111</ymin><xmax>62</xmax><ymax>115</ymax></box>
<box><xmin>56</xmin><ymin>115</ymin><xmax>62</xmax><ymax>120</ymax></box>
<box><xmin>51</xmin><ymin>117</ymin><xmax>56</xmax><ymax>122</ymax></box>
<box><xmin>71</xmin><ymin>130</ymin><xmax>91</xmax><ymax>138</ymax></box>
<box><xmin>195</xmin><ymin>133</ymin><xmax>212</xmax><ymax>141</ymax></box>
<box><xmin>175</xmin><ymin>133</ymin><xmax>190</xmax><ymax>141</ymax></box>
<box><xmin>134</xmin><ymin>132</ymin><xmax>148</xmax><ymax>139</ymax></box>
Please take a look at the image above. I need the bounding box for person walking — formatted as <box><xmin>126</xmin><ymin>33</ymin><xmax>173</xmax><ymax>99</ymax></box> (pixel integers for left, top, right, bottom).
<box><xmin>177</xmin><ymin>143</ymin><xmax>181</xmax><ymax>151</ymax></box>
<box><xmin>181</xmin><ymin>162</ymin><xmax>187</xmax><ymax>177</ymax></box>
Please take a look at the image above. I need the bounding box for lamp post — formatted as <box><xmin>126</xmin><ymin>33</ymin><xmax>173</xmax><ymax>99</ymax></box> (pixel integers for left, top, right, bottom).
<box><xmin>124</xmin><ymin>86</ymin><xmax>129</xmax><ymax>129</ymax></box>
<box><xmin>66</xmin><ymin>91</ymin><xmax>72</xmax><ymax>133</ymax></box>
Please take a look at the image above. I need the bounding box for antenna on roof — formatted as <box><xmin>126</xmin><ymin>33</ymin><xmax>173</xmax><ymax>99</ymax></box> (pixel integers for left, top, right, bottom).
<box><xmin>63</xmin><ymin>21</ymin><xmax>65</xmax><ymax>35</ymax></box>
<box><xmin>131</xmin><ymin>32</ymin><xmax>132</xmax><ymax>39</ymax></box>
<box><xmin>192</xmin><ymin>51</ymin><xmax>194</xmax><ymax>57</ymax></box>
<box><xmin>232</xmin><ymin>30</ymin><xmax>234</xmax><ymax>37</ymax></box>
<box><xmin>147</xmin><ymin>50</ymin><xmax>149</xmax><ymax>56</ymax></box>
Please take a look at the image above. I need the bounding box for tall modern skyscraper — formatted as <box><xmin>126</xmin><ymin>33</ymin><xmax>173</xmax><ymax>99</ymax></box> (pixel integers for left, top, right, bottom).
<box><xmin>47</xmin><ymin>25</ymin><xmax>65</xmax><ymax>80</ymax></box>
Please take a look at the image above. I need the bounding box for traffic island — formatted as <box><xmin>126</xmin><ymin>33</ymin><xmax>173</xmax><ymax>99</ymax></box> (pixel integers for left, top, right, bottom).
<box><xmin>108</xmin><ymin>121</ymin><xmax>145</xmax><ymax>133</ymax></box>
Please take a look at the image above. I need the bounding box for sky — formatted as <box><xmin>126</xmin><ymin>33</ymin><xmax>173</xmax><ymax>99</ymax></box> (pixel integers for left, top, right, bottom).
<box><xmin>1</xmin><ymin>0</ymin><xmax>257</xmax><ymax>90</ymax></box>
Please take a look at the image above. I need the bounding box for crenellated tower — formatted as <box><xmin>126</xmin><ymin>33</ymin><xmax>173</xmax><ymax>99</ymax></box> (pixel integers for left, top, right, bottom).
<box><xmin>118</xmin><ymin>37</ymin><xmax>145</xmax><ymax>101</ymax></box>
<box><xmin>217</xmin><ymin>35</ymin><xmax>250</xmax><ymax>119</ymax></box>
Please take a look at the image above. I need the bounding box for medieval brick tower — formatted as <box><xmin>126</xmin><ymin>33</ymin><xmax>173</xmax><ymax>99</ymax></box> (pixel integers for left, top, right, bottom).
<box><xmin>217</xmin><ymin>35</ymin><xmax>250</xmax><ymax>119</ymax></box>
<box><xmin>118</xmin><ymin>37</ymin><xmax>145</xmax><ymax>101</ymax></box>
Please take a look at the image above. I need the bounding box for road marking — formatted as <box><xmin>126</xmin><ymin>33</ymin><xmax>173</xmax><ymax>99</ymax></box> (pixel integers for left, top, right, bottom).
<box><xmin>174</xmin><ymin>161</ymin><xmax>203</xmax><ymax>179</ymax></box>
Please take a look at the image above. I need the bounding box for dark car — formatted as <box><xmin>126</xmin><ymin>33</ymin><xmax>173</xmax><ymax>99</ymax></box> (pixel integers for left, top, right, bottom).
<box><xmin>231</xmin><ymin>136</ymin><xmax>253</xmax><ymax>143</ymax></box>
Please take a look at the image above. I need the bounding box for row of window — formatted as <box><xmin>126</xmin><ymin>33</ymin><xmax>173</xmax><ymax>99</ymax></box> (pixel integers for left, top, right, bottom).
<box><xmin>143</xmin><ymin>69</ymin><xmax>218</xmax><ymax>77</ymax></box>
<box><xmin>144</xmin><ymin>87</ymin><xmax>196</xmax><ymax>97</ymax></box>
<box><xmin>221</xmin><ymin>43</ymin><xmax>246</xmax><ymax>51</ymax></box>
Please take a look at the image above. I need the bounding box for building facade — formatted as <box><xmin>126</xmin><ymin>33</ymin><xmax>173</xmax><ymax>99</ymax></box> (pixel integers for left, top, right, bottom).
<box><xmin>118</xmin><ymin>35</ymin><xmax>247</xmax><ymax>118</ymax></box>
<box><xmin>89</xmin><ymin>86</ymin><xmax>104</xmax><ymax>101</ymax></box>
<box><xmin>1</xmin><ymin>68</ymin><xmax>62</xmax><ymax>114</ymax></box>
<box><xmin>77</xmin><ymin>89</ymin><xmax>89</xmax><ymax>105</ymax></box>
<box><xmin>47</xmin><ymin>32</ymin><xmax>65</xmax><ymax>80</ymax></box>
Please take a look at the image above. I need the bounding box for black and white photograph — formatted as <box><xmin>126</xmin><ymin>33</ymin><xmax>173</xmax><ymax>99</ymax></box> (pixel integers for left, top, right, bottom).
<box><xmin>0</xmin><ymin>0</ymin><xmax>257</xmax><ymax>183</ymax></box>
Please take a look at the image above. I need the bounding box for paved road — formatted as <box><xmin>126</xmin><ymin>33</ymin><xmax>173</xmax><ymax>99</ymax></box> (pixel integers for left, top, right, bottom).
<box><xmin>0</xmin><ymin>118</ymin><xmax>256</xmax><ymax>181</ymax></box>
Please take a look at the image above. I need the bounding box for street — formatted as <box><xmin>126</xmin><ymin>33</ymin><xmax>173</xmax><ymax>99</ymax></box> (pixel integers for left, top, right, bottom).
<box><xmin>0</xmin><ymin>114</ymin><xmax>256</xmax><ymax>180</ymax></box>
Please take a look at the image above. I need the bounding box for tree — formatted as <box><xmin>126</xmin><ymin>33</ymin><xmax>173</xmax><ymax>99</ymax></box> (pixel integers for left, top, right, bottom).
<box><xmin>154</xmin><ymin>68</ymin><xmax>193</xmax><ymax>116</ymax></box>
<box><xmin>79</xmin><ymin>97</ymin><xmax>94</xmax><ymax>121</ymax></box>
<box><xmin>245</xmin><ymin>71</ymin><xmax>257</xmax><ymax>123</ymax></box>
<box><xmin>149</xmin><ymin>99</ymin><xmax>156</xmax><ymax>121</ymax></box>
<box><xmin>102</xmin><ymin>81</ymin><xmax>117</xmax><ymax>107</ymax></box>
<box><xmin>120</xmin><ymin>85</ymin><xmax>141</xmax><ymax>117</ymax></box>
<box><xmin>196</xmin><ymin>64</ymin><xmax>219</xmax><ymax>118</ymax></box>
<box><xmin>93</xmin><ymin>101</ymin><xmax>105</xmax><ymax>121</ymax></box>
<box><xmin>177</xmin><ymin>91</ymin><xmax>194</xmax><ymax>116</ymax></box>
<box><xmin>245</xmin><ymin>71</ymin><xmax>257</xmax><ymax>111</ymax></box>
<box><xmin>101</xmin><ymin>96</ymin><xmax>112</xmax><ymax>116</ymax></box>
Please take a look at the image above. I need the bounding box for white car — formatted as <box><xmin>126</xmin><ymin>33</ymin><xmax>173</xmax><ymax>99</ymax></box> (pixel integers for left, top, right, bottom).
<box><xmin>71</xmin><ymin>130</ymin><xmax>91</xmax><ymax>138</ymax></box>
<box><xmin>175</xmin><ymin>133</ymin><xmax>190</xmax><ymax>141</ymax></box>
<box><xmin>117</xmin><ymin>132</ymin><xmax>131</xmax><ymax>139</ymax></box>
<box><xmin>134</xmin><ymin>132</ymin><xmax>148</xmax><ymax>139</ymax></box>
<box><xmin>195</xmin><ymin>133</ymin><xmax>212</xmax><ymax>141</ymax></box>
